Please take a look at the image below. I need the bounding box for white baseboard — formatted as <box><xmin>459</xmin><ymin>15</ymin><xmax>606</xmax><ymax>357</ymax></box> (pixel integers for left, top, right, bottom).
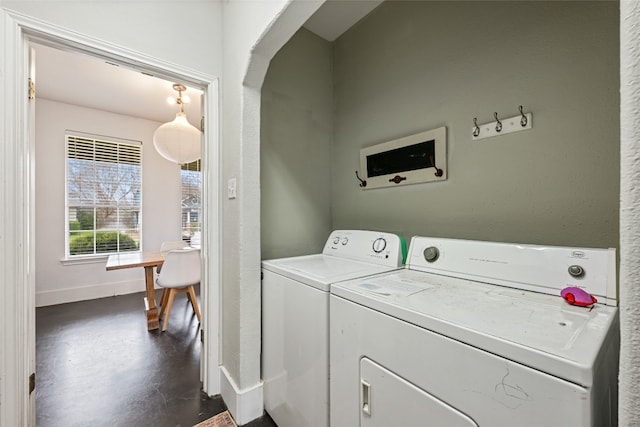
<box><xmin>220</xmin><ymin>365</ymin><xmax>264</xmax><ymax>426</ymax></box>
<box><xmin>36</xmin><ymin>279</ymin><xmax>147</xmax><ymax>307</ymax></box>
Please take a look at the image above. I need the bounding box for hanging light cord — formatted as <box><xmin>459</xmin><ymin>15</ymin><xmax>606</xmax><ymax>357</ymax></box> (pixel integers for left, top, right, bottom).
<box><xmin>173</xmin><ymin>83</ymin><xmax>187</xmax><ymax>113</ymax></box>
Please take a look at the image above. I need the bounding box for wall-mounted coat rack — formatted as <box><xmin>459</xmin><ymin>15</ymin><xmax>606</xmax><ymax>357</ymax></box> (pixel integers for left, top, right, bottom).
<box><xmin>472</xmin><ymin>106</ymin><xmax>532</xmax><ymax>141</ymax></box>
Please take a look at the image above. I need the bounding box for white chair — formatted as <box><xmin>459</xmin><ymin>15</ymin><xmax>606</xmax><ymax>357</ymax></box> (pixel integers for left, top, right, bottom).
<box><xmin>158</xmin><ymin>241</ymin><xmax>188</xmax><ymax>274</ymax></box>
<box><xmin>160</xmin><ymin>240</ymin><xmax>189</xmax><ymax>251</ymax></box>
<box><xmin>190</xmin><ymin>231</ymin><xmax>201</xmax><ymax>248</ymax></box>
<box><xmin>157</xmin><ymin>241</ymin><xmax>189</xmax><ymax>294</ymax></box>
<box><xmin>156</xmin><ymin>248</ymin><xmax>202</xmax><ymax>332</ymax></box>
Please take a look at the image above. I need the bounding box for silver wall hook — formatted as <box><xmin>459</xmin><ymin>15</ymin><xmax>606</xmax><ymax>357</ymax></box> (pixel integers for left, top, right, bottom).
<box><xmin>519</xmin><ymin>105</ymin><xmax>528</xmax><ymax>127</ymax></box>
<box><xmin>473</xmin><ymin>118</ymin><xmax>480</xmax><ymax>137</ymax></box>
<box><xmin>494</xmin><ymin>112</ymin><xmax>503</xmax><ymax>132</ymax></box>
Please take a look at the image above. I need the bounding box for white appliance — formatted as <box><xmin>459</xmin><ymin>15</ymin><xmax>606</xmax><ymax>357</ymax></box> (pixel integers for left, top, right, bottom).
<box><xmin>330</xmin><ymin>236</ymin><xmax>619</xmax><ymax>427</ymax></box>
<box><xmin>261</xmin><ymin>230</ymin><xmax>406</xmax><ymax>427</ymax></box>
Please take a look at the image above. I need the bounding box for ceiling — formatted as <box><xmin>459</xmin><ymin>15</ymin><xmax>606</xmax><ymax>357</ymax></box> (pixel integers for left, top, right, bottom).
<box><xmin>33</xmin><ymin>1</ymin><xmax>382</xmax><ymax>123</ymax></box>
<box><xmin>303</xmin><ymin>0</ymin><xmax>383</xmax><ymax>42</ymax></box>
<box><xmin>33</xmin><ymin>42</ymin><xmax>204</xmax><ymax>125</ymax></box>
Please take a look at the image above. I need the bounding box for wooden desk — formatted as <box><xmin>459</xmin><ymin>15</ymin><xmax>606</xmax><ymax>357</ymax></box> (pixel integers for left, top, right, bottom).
<box><xmin>106</xmin><ymin>251</ymin><xmax>166</xmax><ymax>331</ymax></box>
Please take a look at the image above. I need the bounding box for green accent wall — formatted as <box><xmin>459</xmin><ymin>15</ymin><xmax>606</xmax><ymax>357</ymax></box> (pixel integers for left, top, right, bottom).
<box><xmin>332</xmin><ymin>1</ymin><xmax>619</xmax><ymax>249</ymax></box>
<box><xmin>261</xmin><ymin>28</ymin><xmax>334</xmax><ymax>259</ymax></box>
<box><xmin>262</xmin><ymin>1</ymin><xmax>620</xmax><ymax>257</ymax></box>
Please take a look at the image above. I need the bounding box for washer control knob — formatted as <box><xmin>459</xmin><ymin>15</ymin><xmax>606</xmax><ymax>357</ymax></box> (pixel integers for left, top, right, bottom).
<box><xmin>423</xmin><ymin>246</ymin><xmax>439</xmax><ymax>263</ymax></box>
<box><xmin>372</xmin><ymin>237</ymin><xmax>387</xmax><ymax>253</ymax></box>
<box><xmin>333</xmin><ymin>237</ymin><xmax>340</xmax><ymax>245</ymax></box>
<box><xmin>342</xmin><ymin>237</ymin><xmax>349</xmax><ymax>246</ymax></box>
<box><xmin>568</xmin><ymin>265</ymin><xmax>585</xmax><ymax>278</ymax></box>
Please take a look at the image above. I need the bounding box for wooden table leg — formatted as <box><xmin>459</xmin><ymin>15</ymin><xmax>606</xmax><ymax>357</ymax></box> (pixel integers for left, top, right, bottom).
<box><xmin>144</xmin><ymin>266</ymin><xmax>160</xmax><ymax>331</ymax></box>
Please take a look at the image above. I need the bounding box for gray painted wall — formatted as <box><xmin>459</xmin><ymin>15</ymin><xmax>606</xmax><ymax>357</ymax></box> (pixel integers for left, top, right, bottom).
<box><xmin>261</xmin><ymin>1</ymin><xmax>619</xmax><ymax>256</ymax></box>
<box><xmin>332</xmin><ymin>1</ymin><xmax>619</xmax><ymax>249</ymax></box>
<box><xmin>261</xmin><ymin>28</ymin><xmax>334</xmax><ymax>260</ymax></box>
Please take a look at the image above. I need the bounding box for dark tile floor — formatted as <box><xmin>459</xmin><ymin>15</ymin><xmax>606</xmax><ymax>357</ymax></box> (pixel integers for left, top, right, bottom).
<box><xmin>36</xmin><ymin>287</ymin><xmax>276</xmax><ymax>427</ymax></box>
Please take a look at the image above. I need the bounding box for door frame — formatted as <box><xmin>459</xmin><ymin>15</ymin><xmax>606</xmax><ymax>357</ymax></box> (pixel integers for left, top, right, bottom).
<box><xmin>0</xmin><ymin>10</ymin><xmax>221</xmax><ymax>426</ymax></box>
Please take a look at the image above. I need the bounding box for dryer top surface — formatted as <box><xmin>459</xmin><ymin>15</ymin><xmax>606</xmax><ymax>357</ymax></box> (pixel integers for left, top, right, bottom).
<box><xmin>331</xmin><ymin>269</ymin><xmax>618</xmax><ymax>386</ymax></box>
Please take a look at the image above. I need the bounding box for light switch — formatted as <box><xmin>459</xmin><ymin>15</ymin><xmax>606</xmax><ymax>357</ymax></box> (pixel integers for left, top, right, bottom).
<box><xmin>228</xmin><ymin>178</ymin><xmax>237</xmax><ymax>199</ymax></box>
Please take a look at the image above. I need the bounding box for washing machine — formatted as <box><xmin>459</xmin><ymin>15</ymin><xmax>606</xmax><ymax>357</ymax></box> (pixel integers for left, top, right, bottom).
<box><xmin>262</xmin><ymin>230</ymin><xmax>407</xmax><ymax>427</ymax></box>
<box><xmin>330</xmin><ymin>236</ymin><xmax>619</xmax><ymax>427</ymax></box>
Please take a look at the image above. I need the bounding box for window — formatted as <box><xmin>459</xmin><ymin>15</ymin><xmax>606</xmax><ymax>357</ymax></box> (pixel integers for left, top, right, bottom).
<box><xmin>66</xmin><ymin>134</ymin><xmax>142</xmax><ymax>257</ymax></box>
<box><xmin>181</xmin><ymin>159</ymin><xmax>201</xmax><ymax>242</ymax></box>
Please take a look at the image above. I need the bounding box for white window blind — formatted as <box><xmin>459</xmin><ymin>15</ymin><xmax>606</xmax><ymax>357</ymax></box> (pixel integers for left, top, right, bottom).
<box><xmin>181</xmin><ymin>159</ymin><xmax>201</xmax><ymax>242</ymax></box>
<box><xmin>66</xmin><ymin>134</ymin><xmax>142</xmax><ymax>257</ymax></box>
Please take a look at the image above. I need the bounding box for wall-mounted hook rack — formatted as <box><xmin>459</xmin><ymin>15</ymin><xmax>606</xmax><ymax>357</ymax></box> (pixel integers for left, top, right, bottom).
<box><xmin>472</xmin><ymin>106</ymin><xmax>533</xmax><ymax>141</ymax></box>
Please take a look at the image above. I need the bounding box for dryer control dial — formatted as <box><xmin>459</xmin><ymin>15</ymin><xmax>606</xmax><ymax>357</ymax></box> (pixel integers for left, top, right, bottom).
<box><xmin>372</xmin><ymin>237</ymin><xmax>387</xmax><ymax>253</ymax></box>
<box><xmin>342</xmin><ymin>237</ymin><xmax>349</xmax><ymax>246</ymax></box>
<box><xmin>568</xmin><ymin>265</ymin><xmax>585</xmax><ymax>278</ymax></box>
<box><xmin>423</xmin><ymin>246</ymin><xmax>440</xmax><ymax>262</ymax></box>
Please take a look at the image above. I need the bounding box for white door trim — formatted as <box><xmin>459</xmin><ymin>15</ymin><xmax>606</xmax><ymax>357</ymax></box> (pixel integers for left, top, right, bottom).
<box><xmin>0</xmin><ymin>10</ymin><xmax>221</xmax><ymax>426</ymax></box>
<box><xmin>202</xmin><ymin>78</ymin><xmax>221</xmax><ymax>396</ymax></box>
<box><xmin>0</xmin><ymin>10</ymin><xmax>33</xmax><ymax>427</ymax></box>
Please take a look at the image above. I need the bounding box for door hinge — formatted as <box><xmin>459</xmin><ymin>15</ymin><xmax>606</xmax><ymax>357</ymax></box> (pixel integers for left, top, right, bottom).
<box><xmin>28</xmin><ymin>78</ymin><xmax>35</xmax><ymax>100</ymax></box>
<box><xmin>200</xmin><ymin>328</ymin><xmax>204</xmax><ymax>343</ymax></box>
<box><xmin>29</xmin><ymin>372</ymin><xmax>35</xmax><ymax>394</ymax></box>
<box><xmin>201</xmin><ymin>116</ymin><xmax>205</xmax><ymax>132</ymax></box>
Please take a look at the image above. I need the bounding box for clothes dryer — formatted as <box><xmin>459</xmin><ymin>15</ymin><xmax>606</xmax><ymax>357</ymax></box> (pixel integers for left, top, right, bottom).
<box><xmin>330</xmin><ymin>236</ymin><xmax>619</xmax><ymax>427</ymax></box>
<box><xmin>261</xmin><ymin>230</ymin><xmax>406</xmax><ymax>427</ymax></box>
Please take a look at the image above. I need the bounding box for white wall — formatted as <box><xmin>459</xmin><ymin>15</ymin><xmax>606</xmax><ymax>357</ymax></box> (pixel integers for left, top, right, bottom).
<box><xmin>220</xmin><ymin>0</ymin><xmax>324</xmax><ymax>423</ymax></box>
<box><xmin>220</xmin><ymin>0</ymin><xmax>293</xmax><ymax>417</ymax></box>
<box><xmin>1</xmin><ymin>0</ymin><xmax>222</xmax><ymax>75</ymax></box>
<box><xmin>35</xmin><ymin>99</ymin><xmax>182</xmax><ymax>306</ymax></box>
<box><xmin>619</xmin><ymin>1</ymin><xmax>640</xmax><ymax>424</ymax></box>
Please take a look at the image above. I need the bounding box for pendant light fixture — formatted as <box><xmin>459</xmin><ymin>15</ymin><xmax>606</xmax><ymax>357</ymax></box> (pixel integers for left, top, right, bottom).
<box><xmin>153</xmin><ymin>83</ymin><xmax>201</xmax><ymax>164</ymax></box>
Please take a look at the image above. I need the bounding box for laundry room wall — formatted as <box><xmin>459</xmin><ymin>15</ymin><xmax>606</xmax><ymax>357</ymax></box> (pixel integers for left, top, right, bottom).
<box><xmin>331</xmin><ymin>1</ymin><xmax>620</xmax><ymax>249</ymax></box>
<box><xmin>34</xmin><ymin>99</ymin><xmax>182</xmax><ymax>306</ymax></box>
<box><xmin>261</xmin><ymin>28</ymin><xmax>333</xmax><ymax>260</ymax></box>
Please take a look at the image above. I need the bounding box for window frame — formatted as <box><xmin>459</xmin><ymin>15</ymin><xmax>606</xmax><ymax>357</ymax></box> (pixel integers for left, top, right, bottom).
<box><xmin>181</xmin><ymin>159</ymin><xmax>202</xmax><ymax>243</ymax></box>
<box><xmin>64</xmin><ymin>132</ymin><xmax>143</xmax><ymax>260</ymax></box>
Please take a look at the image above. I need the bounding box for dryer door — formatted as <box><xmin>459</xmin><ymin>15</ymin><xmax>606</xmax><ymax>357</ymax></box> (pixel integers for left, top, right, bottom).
<box><xmin>361</xmin><ymin>358</ymin><xmax>478</xmax><ymax>427</ymax></box>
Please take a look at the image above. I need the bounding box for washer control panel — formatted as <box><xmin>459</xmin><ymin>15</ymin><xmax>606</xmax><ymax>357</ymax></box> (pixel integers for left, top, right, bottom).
<box><xmin>323</xmin><ymin>230</ymin><xmax>406</xmax><ymax>267</ymax></box>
